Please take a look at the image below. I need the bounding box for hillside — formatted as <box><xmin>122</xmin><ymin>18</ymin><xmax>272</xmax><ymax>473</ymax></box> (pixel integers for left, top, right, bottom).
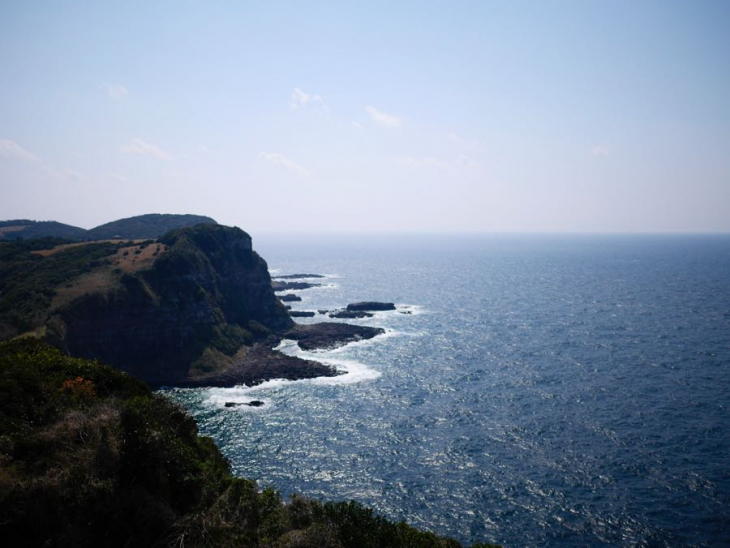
<box><xmin>0</xmin><ymin>338</ymin><xmax>499</xmax><ymax>548</ymax></box>
<box><xmin>0</xmin><ymin>224</ymin><xmax>291</xmax><ymax>384</ymax></box>
<box><xmin>86</xmin><ymin>213</ymin><xmax>217</xmax><ymax>240</ymax></box>
<box><xmin>0</xmin><ymin>220</ymin><xmax>88</xmax><ymax>240</ymax></box>
<box><xmin>0</xmin><ymin>214</ymin><xmax>217</xmax><ymax>241</ymax></box>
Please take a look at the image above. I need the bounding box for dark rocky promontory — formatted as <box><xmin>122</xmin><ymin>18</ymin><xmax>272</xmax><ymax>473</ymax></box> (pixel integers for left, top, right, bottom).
<box><xmin>283</xmin><ymin>322</ymin><xmax>385</xmax><ymax>351</ymax></box>
<box><xmin>177</xmin><ymin>344</ymin><xmax>339</xmax><ymax>388</ymax></box>
<box><xmin>272</xmin><ymin>280</ymin><xmax>321</xmax><ymax>292</ymax></box>
<box><xmin>289</xmin><ymin>310</ymin><xmax>316</xmax><ymax>318</ymax></box>
<box><xmin>347</xmin><ymin>301</ymin><xmax>396</xmax><ymax>311</ymax></box>
<box><xmin>279</xmin><ymin>293</ymin><xmax>302</xmax><ymax>302</ymax></box>
<box><xmin>329</xmin><ymin>310</ymin><xmax>374</xmax><ymax>319</ymax></box>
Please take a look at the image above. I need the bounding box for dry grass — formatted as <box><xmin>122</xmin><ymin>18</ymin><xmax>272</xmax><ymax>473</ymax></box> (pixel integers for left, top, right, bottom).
<box><xmin>0</xmin><ymin>225</ymin><xmax>25</xmax><ymax>236</ymax></box>
<box><xmin>31</xmin><ymin>239</ymin><xmax>146</xmax><ymax>257</ymax></box>
<box><xmin>50</xmin><ymin>243</ymin><xmax>167</xmax><ymax>310</ymax></box>
<box><xmin>111</xmin><ymin>242</ymin><xmax>167</xmax><ymax>273</ymax></box>
<box><xmin>51</xmin><ymin>269</ymin><xmax>120</xmax><ymax>310</ymax></box>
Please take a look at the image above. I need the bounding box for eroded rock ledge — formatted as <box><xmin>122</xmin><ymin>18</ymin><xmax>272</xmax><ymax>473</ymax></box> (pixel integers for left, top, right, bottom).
<box><xmin>283</xmin><ymin>322</ymin><xmax>385</xmax><ymax>351</ymax></box>
<box><xmin>175</xmin><ymin>344</ymin><xmax>340</xmax><ymax>388</ymax></box>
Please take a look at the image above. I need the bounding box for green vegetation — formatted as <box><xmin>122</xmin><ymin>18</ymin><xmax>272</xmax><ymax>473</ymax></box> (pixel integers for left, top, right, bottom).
<box><xmin>87</xmin><ymin>213</ymin><xmax>217</xmax><ymax>240</ymax></box>
<box><xmin>0</xmin><ymin>220</ymin><xmax>88</xmax><ymax>241</ymax></box>
<box><xmin>0</xmin><ymin>339</ymin><xmax>499</xmax><ymax>548</ymax></box>
<box><xmin>0</xmin><ymin>239</ymin><xmax>125</xmax><ymax>338</ymax></box>
<box><xmin>0</xmin><ymin>214</ymin><xmax>217</xmax><ymax>242</ymax></box>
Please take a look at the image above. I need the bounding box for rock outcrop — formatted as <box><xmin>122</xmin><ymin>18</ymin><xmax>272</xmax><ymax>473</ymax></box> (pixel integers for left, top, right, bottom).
<box><xmin>289</xmin><ymin>311</ymin><xmax>316</xmax><ymax>318</ymax></box>
<box><xmin>283</xmin><ymin>322</ymin><xmax>385</xmax><ymax>351</ymax></box>
<box><xmin>272</xmin><ymin>280</ymin><xmax>321</xmax><ymax>292</ymax></box>
<box><xmin>329</xmin><ymin>310</ymin><xmax>374</xmax><ymax>319</ymax></box>
<box><xmin>347</xmin><ymin>301</ymin><xmax>396</xmax><ymax>311</ymax></box>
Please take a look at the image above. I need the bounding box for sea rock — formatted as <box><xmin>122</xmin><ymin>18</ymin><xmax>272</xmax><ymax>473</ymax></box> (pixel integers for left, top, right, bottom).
<box><xmin>279</xmin><ymin>294</ymin><xmax>302</xmax><ymax>302</ymax></box>
<box><xmin>329</xmin><ymin>310</ymin><xmax>374</xmax><ymax>319</ymax></box>
<box><xmin>273</xmin><ymin>273</ymin><xmax>326</xmax><ymax>279</ymax></box>
<box><xmin>318</xmin><ymin>310</ymin><xmax>329</xmax><ymax>315</ymax></box>
<box><xmin>224</xmin><ymin>400</ymin><xmax>265</xmax><ymax>408</ymax></box>
<box><xmin>272</xmin><ymin>281</ymin><xmax>320</xmax><ymax>292</ymax></box>
<box><xmin>283</xmin><ymin>322</ymin><xmax>385</xmax><ymax>351</ymax></box>
<box><xmin>178</xmin><ymin>344</ymin><xmax>339</xmax><ymax>388</ymax></box>
<box><xmin>290</xmin><ymin>311</ymin><xmax>316</xmax><ymax>318</ymax></box>
<box><xmin>346</xmin><ymin>301</ymin><xmax>396</xmax><ymax>311</ymax></box>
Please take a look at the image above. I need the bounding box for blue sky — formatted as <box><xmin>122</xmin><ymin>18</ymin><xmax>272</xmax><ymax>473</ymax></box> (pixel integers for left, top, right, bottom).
<box><xmin>1</xmin><ymin>1</ymin><xmax>729</xmax><ymax>233</ymax></box>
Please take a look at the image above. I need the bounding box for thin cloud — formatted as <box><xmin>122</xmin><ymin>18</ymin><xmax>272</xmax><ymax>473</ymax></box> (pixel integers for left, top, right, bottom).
<box><xmin>102</xmin><ymin>83</ymin><xmax>129</xmax><ymax>100</ymax></box>
<box><xmin>446</xmin><ymin>131</ymin><xmax>486</xmax><ymax>154</ymax></box>
<box><xmin>290</xmin><ymin>87</ymin><xmax>328</xmax><ymax>111</ymax></box>
<box><xmin>258</xmin><ymin>151</ymin><xmax>309</xmax><ymax>176</ymax></box>
<box><xmin>108</xmin><ymin>173</ymin><xmax>128</xmax><ymax>183</ymax></box>
<box><xmin>63</xmin><ymin>169</ymin><xmax>82</xmax><ymax>181</ymax></box>
<box><xmin>0</xmin><ymin>139</ymin><xmax>38</xmax><ymax>161</ymax></box>
<box><xmin>365</xmin><ymin>105</ymin><xmax>402</xmax><ymax>128</ymax></box>
<box><xmin>198</xmin><ymin>145</ymin><xmax>211</xmax><ymax>156</ymax></box>
<box><xmin>119</xmin><ymin>138</ymin><xmax>173</xmax><ymax>161</ymax></box>
<box><xmin>351</xmin><ymin>121</ymin><xmax>363</xmax><ymax>130</ymax></box>
<box><xmin>398</xmin><ymin>156</ymin><xmax>448</xmax><ymax>169</ymax></box>
<box><xmin>455</xmin><ymin>155</ymin><xmax>479</xmax><ymax>167</ymax></box>
<box><xmin>590</xmin><ymin>146</ymin><xmax>610</xmax><ymax>157</ymax></box>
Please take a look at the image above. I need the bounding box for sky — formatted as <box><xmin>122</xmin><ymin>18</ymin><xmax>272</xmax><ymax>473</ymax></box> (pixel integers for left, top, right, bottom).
<box><xmin>1</xmin><ymin>0</ymin><xmax>729</xmax><ymax>234</ymax></box>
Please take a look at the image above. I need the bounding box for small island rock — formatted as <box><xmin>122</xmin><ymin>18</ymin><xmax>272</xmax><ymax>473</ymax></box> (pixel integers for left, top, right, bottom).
<box><xmin>329</xmin><ymin>310</ymin><xmax>374</xmax><ymax>319</ymax></box>
<box><xmin>346</xmin><ymin>301</ymin><xmax>396</xmax><ymax>311</ymax></box>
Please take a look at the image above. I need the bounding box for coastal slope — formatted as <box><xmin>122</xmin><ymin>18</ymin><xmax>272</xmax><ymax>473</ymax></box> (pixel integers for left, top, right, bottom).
<box><xmin>0</xmin><ymin>338</ymin><xmax>499</xmax><ymax>548</ymax></box>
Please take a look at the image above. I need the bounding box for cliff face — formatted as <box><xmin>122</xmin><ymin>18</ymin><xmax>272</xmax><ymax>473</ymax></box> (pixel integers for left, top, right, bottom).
<box><xmin>59</xmin><ymin>225</ymin><xmax>292</xmax><ymax>384</ymax></box>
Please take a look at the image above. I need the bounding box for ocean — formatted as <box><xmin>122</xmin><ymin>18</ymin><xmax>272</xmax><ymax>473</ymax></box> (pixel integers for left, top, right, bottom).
<box><xmin>165</xmin><ymin>234</ymin><xmax>730</xmax><ymax>547</ymax></box>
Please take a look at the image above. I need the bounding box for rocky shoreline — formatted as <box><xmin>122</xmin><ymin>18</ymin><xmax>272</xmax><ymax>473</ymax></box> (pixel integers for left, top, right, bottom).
<box><xmin>173</xmin><ymin>321</ymin><xmax>385</xmax><ymax>389</ymax></box>
<box><xmin>174</xmin><ymin>271</ymin><xmax>396</xmax><ymax>390</ymax></box>
<box><xmin>282</xmin><ymin>322</ymin><xmax>385</xmax><ymax>351</ymax></box>
<box><xmin>174</xmin><ymin>344</ymin><xmax>340</xmax><ymax>389</ymax></box>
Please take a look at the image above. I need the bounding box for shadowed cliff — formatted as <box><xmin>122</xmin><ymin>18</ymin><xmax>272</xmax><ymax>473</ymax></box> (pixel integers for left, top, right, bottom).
<box><xmin>0</xmin><ymin>224</ymin><xmax>293</xmax><ymax>385</ymax></box>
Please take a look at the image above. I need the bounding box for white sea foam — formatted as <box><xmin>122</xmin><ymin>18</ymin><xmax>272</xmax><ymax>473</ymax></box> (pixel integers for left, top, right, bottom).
<box><xmin>309</xmin><ymin>328</ymin><xmax>401</xmax><ymax>355</ymax></box>
<box><xmin>396</xmin><ymin>303</ymin><xmax>428</xmax><ymax>315</ymax></box>
<box><xmin>203</xmin><ymin>334</ymin><xmax>386</xmax><ymax>409</ymax></box>
<box><xmin>274</xmin><ymin>338</ymin><xmax>382</xmax><ymax>383</ymax></box>
<box><xmin>205</xmin><ymin>387</ymin><xmax>275</xmax><ymax>411</ymax></box>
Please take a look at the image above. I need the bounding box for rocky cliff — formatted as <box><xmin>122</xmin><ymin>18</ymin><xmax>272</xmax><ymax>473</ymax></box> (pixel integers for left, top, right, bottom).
<box><xmin>58</xmin><ymin>225</ymin><xmax>292</xmax><ymax>384</ymax></box>
<box><xmin>0</xmin><ymin>224</ymin><xmax>293</xmax><ymax>384</ymax></box>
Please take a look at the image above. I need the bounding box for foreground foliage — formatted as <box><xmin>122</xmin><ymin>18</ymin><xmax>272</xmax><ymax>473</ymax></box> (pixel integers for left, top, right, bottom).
<box><xmin>0</xmin><ymin>339</ymin><xmax>498</xmax><ymax>548</ymax></box>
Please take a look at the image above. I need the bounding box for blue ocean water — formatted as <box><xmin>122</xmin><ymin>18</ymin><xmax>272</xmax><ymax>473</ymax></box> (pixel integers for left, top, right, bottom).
<box><xmin>166</xmin><ymin>234</ymin><xmax>730</xmax><ymax>547</ymax></box>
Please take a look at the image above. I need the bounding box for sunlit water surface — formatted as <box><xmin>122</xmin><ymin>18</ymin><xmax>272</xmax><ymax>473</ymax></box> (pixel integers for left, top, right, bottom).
<box><xmin>165</xmin><ymin>234</ymin><xmax>730</xmax><ymax>547</ymax></box>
